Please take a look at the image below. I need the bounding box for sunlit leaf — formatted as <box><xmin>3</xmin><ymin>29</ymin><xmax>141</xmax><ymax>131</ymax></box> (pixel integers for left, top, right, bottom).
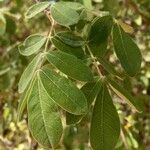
<box><xmin>118</xmin><ymin>20</ymin><xmax>134</xmax><ymax>34</ymax></box>
<box><xmin>0</xmin><ymin>13</ymin><xmax>6</xmax><ymax>35</ymax></box>
<box><xmin>17</xmin><ymin>77</ymin><xmax>36</xmax><ymax>121</ymax></box>
<box><xmin>59</xmin><ymin>2</ymin><xmax>84</xmax><ymax>10</ymax></box>
<box><xmin>81</xmin><ymin>0</ymin><xmax>93</xmax><ymax>10</ymax></box>
<box><xmin>25</xmin><ymin>2</ymin><xmax>50</xmax><ymax>19</ymax></box>
<box><xmin>19</xmin><ymin>34</ymin><xmax>46</xmax><ymax>56</ymax></box>
<box><xmin>18</xmin><ymin>53</ymin><xmax>42</xmax><ymax>93</ymax></box>
<box><xmin>50</xmin><ymin>2</ymin><xmax>80</xmax><ymax>26</ymax></box>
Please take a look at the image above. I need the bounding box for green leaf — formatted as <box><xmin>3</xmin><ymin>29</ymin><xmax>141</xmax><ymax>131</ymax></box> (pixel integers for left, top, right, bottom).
<box><xmin>66</xmin><ymin>79</ymin><xmax>101</xmax><ymax>125</ymax></box>
<box><xmin>0</xmin><ymin>13</ymin><xmax>6</xmax><ymax>35</ymax></box>
<box><xmin>28</xmin><ymin>74</ymin><xmax>63</xmax><ymax>149</ymax></box>
<box><xmin>18</xmin><ymin>53</ymin><xmax>42</xmax><ymax>93</ymax></box>
<box><xmin>103</xmin><ymin>0</ymin><xmax>119</xmax><ymax>16</ymax></box>
<box><xmin>81</xmin><ymin>0</ymin><xmax>93</xmax><ymax>10</ymax></box>
<box><xmin>90</xmin><ymin>83</ymin><xmax>120</xmax><ymax>150</ymax></box>
<box><xmin>112</xmin><ymin>23</ymin><xmax>142</xmax><ymax>76</ymax></box>
<box><xmin>66</xmin><ymin>113</ymin><xmax>83</xmax><ymax>125</ymax></box>
<box><xmin>81</xmin><ymin>79</ymin><xmax>102</xmax><ymax>106</ymax></box>
<box><xmin>17</xmin><ymin>77</ymin><xmax>36</xmax><ymax>121</ymax></box>
<box><xmin>46</xmin><ymin>51</ymin><xmax>93</xmax><ymax>82</ymax></box>
<box><xmin>56</xmin><ymin>31</ymin><xmax>85</xmax><ymax>47</ymax></box>
<box><xmin>106</xmin><ymin>76</ymin><xmax>141</xmax><ymax>112</ymax></box>
<box><xmin>25</xmin><ymin>2</ymin><xmax>50</xmax><ymax>19</ymax></box>
<box><xmin>59</xmin><ymin>2</ymin><xmax>84</xmax><ymax>10</ymax></box>
<box><xmin>88</xmin><ymin>15</ymin><xmax>113</xmax><ymax>57</ymax></box>
<box><xmin>51</xmin><ymin>35</ymin><xmax>84</xmax><ymax>59</ymax></box>
<box><xmin>50</xmin><ymin>2</ymin><xmax>80</xmax><ymax>26</ymax></box>
<box><xmin>98</xmin><ymin>57</ymin><xmax>121</xmax><ymax>77</ymax></box>
<box><xmin>19</xmin><ymin>34</ymin><xmax>46</xmax><ymax>56</ymax></box>
<box><xmin>39</xmin><ymin>66</ymin><xmax>88</xmax><ymax>115</ymax></box>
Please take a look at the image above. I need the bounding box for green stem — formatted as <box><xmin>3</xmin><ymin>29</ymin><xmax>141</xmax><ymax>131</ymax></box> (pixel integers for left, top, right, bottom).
<box><xmin>44</xmin><ymin>18</ymin><xmax>55</xmax><ymax>53</ymax></box>
<box><xmin>121</xmin><ymin>128</ymin><xmax>129</xmax><ymax>150</ymax></box>
<box><xmin>86</xmin><ymin>45</ymin><xmax>103</xmax><ymax>77</ymax></box>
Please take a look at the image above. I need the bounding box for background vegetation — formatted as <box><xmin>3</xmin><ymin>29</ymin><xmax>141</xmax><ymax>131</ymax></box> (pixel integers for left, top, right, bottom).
<box><xmin>0</xmin><ymin>0</ymin><xmax>150</xmax><ymax>149</ymax></box>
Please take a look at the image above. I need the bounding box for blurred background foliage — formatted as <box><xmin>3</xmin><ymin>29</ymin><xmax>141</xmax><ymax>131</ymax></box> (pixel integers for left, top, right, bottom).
<box><xmin>0</xmin><ymin>0</ymin><xmax>150</xmax><ymax>149</ymax></box>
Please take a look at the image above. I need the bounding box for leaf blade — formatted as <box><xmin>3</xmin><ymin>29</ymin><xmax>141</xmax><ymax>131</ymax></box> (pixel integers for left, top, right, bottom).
<box><xmin>17</xmin><ymin>77</ymin><xmax>36</xmax><ymax>121</ymax></box>
<box><xmin>19</xmin><ymin>34</ymin><xmax>46</xmax><ymax>56</ymax></box>
<box><xmin>27</xmin><ymin>74</ymin><xmax>63</xmax><ymax>148</ymax></box>
<box><xmin>88</xmin><ymin>15</ymin><xmax>113</xmax><ymax>57</ymax></box>
<box><xmin>25</xmin><ymin>2</ymin><xmax>50</xmax><ymax>19</ymax></box>
<box><xmin>56</xmin><ymin>31</ymin><xmax>85</xmax><ymax>47</ymax></box>
<box><xmin>106</xmin><ymin>77</ymin><xmax>141</xmax><ymax>112</ymax></box>
<box><xmin>90</xmin><ymin>83</ymin><xmax>120</xmax><ymax>150</ymax></box>
<box><xmin>0</xmin><ymin>13</ymin><xmax>6</xmax><ymax>35</ymax></box>
<box><xmin>50</xmin><ymin>2</ymin><xmax>80</xmax><ymax>26</ymax></box>
<box><xmin>18</xmin><ymin>53</ymin><xmax>42</xmax><ymax>93</ymax></box>
<box><xmin>112</xmin><ymin>23</ymin><xmax>142</xmax><ymax>76</ymax></box>
<box><xmin>39</xmin><ymin>66</ymin><xmax>88</xmax><ymax>115</ymax></box>
<box><xmin>51</xmin><ymin>36</ymin><xmax>84</xmax><ymax>59</ymax></box>
<box><xmin>46</xmin><ymin>51</ymin><xmax>93</xmax><ymax>82</ymax></box>
<box><xmin>66</xmin><ymin>79</ymin><xmax>102</xmax><ymax>125</ymax></box>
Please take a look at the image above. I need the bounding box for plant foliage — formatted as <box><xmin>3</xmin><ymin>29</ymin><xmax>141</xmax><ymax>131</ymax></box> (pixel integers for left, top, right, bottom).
<box><xmin>14</xmin><ymin>0</ymin><xmax>143</xmax><ymax>149</ymax></box>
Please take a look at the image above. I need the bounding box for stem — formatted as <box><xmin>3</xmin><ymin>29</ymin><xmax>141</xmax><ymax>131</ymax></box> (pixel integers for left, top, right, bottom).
<box><xmin>44</xmin><ymin>18</ymin><xmax>55</xmax><ymax>53</ymax></box>
<box><xmin>86</xmin><ymin>45</ymin><xmax>102</xmax><ymax>77</ymax></box>
<box><xmin>121</xmin><ymin>129</ymin><xmax>129</xmax><ymax>150</ymax></box>
<box><xmin>34</xmin><ymin>0</ymin><xmax>55</xmax><ymax>67</ymax></box>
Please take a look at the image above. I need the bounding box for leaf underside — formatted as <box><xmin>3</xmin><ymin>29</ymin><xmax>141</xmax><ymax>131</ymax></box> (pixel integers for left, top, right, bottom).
<box><xmin>90</xmin><ymin>83</ymin><xmax>120</xmax><ymax>150</ymax></box>
<box><xmin>28</xmin><ymin>73</ymin><xmax>63</xmax><ymax>149</ymax></box>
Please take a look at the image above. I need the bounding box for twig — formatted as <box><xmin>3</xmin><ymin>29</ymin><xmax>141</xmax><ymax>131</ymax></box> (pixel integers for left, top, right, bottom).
<box><xmin>86</xmin><ymin>45</ymin><xmax>103</xmax><ymax>77</ymax></box>
<box><xmin>44</xmin><ymin>17</ymin><xmax>55</xmax><ymax>52</ymax></box>
<box><xmin>121</xmin><ymin>129</ymin><xmax>129</xmax><ymax>150</ymax></box>
<box><xmin>34</xmin><ymin>0</ymin><xmax>55</xmax><ymax>68</ymax></box>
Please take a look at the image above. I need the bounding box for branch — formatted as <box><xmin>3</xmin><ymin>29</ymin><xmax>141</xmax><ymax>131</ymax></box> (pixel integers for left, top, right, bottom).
<box><xmin>86</xmin><ymin>45</ymin><xmax>103</xmax><ymax>77</ymax></box>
